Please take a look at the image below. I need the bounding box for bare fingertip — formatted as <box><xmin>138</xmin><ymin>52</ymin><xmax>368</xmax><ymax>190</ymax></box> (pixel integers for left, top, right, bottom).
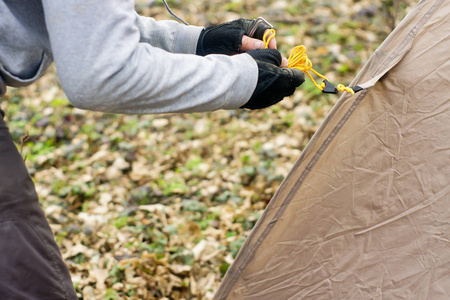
<box><xmin>255</xmin><ymin>41</ymin><xmax>265</xmax><ymax>49</ymax></box>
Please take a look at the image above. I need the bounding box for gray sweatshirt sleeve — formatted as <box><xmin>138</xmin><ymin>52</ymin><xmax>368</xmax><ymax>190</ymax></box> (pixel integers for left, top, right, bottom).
<box><xmin>135</xmin><ymin>14</ymin><xmax>202</xmax><ymax>54</ymax></box>
<box><xmin>41</xmin><ymin>0</ymin><xmax>258</xmax><ymax>114</ymax></box>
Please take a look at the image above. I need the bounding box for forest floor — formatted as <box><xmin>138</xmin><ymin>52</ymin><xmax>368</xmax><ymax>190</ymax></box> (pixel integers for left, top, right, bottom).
<box><xmin>1</xmin><ymin>0</ymin><xmax>416</xmax><ymax>299</ymax></box>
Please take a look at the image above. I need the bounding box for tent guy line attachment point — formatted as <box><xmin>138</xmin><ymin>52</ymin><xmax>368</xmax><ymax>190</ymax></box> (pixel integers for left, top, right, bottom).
<box><xmin>261</xmin><ymin>24</ymin><xmax>363</xmax><ymax>95</ymax></box>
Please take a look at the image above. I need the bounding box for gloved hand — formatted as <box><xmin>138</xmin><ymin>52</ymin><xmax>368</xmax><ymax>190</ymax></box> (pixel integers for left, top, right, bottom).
<box><xmin>196</xmin><ymin>18</ymin><xmax>273</xmax><ymax>56</ymax></box>
<box><xmin>242</xmin><ymin>49</ymin><xmax>305</xmax><ymax>110</ymax></box>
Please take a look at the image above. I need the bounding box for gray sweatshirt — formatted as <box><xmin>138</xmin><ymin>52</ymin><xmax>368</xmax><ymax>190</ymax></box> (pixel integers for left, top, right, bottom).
<box><xmin>0</xmin><ymin>0</ymin><xmax>258</xmax><ymax>113</ymax></box>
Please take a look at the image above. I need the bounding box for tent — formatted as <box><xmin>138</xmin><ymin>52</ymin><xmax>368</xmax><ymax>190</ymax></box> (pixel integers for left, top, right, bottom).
<box><xmin>215</xmin><ymin>0</ymin><xmax>450</xmax><ymax>298</ymax></box>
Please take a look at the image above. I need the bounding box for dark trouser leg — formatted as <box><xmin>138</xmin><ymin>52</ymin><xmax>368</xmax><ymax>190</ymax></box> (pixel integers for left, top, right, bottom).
<box><xmin>0</xmin><ymin>109</ymin><xmax>77</xmax><ymax>299</ymax></box>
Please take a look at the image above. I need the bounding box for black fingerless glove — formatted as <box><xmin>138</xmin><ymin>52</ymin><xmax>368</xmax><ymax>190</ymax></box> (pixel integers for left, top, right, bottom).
<box><xmin>228</xmin><ymin>18</ymin><xmax>271</xmax><ymax>41</ymax></box>
<box><xmin>242</xmin><ymin>49</ymin><xmax>305</xmax><ymax>110</ymax></box>
<box><xmin>196</xmin><ymin>18</ymin><xmax>272</xmax><ymax>56</ymax></box>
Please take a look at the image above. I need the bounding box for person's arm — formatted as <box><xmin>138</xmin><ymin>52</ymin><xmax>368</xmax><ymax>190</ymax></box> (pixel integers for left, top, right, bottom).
<box><xmin>135</xmin><ymin>15</ymin><xmax>279</xmax><ymax>56</ymax></box>
<box><xmin>135</xmin><ymin>14</ymin><xmax>203</xmax><ymax>54</ymax></box>
<box><xmin>42</xmin><ymin>0</ymin><xmax>257</xmax><ymax>114</ymax></box>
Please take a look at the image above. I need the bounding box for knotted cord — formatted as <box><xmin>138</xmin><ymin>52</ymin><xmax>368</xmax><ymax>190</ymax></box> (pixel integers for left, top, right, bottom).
<box><xmin>263</xmin><ymin>29</ymin><xmax>356</xmax><ymax>95</ymax></box>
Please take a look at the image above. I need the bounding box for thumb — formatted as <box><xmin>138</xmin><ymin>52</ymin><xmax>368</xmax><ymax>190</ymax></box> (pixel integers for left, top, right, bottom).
<box><xmin>247</xmin><ymin>49</ymin><xmax>282</xmax><ymax>66</ymax></box>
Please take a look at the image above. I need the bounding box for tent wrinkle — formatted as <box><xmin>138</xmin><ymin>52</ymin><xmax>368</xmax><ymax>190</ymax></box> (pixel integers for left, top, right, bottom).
<box><xmin>215</xmin><ymin>0</ymin><xmax>450</xmax><ymax>298</ymax></box>
<box><xmin>354</xmin><ymin>185</ymin><xmax>450</xmax><ymax>236</ymax></box>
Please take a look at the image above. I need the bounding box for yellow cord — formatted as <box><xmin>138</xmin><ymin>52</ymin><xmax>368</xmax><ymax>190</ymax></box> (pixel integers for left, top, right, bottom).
<box><xmin>336</xmin><ymin>84</ymin><xmax>355</xmax><ymax>94</ymax></box>
<box><xmin>287</xmin><ymin>46</ymin><xmax>330</xmax><ymax>91</ymax></box>
<box><xmin>262</xmin><ymin>29</ymin><xmax>276</xmax><ymax>49</ymax></box>
<box><xmin>262</xmin><ymin>30</ymin><xmax>355</xmax><ymax>94</ymax></box>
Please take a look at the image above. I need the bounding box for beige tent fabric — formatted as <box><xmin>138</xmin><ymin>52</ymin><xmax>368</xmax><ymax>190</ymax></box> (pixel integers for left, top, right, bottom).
<box><xmin>215</xmin><ymin>0</ymin><xmax>450</xmax><ymax>299</ymax></box>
